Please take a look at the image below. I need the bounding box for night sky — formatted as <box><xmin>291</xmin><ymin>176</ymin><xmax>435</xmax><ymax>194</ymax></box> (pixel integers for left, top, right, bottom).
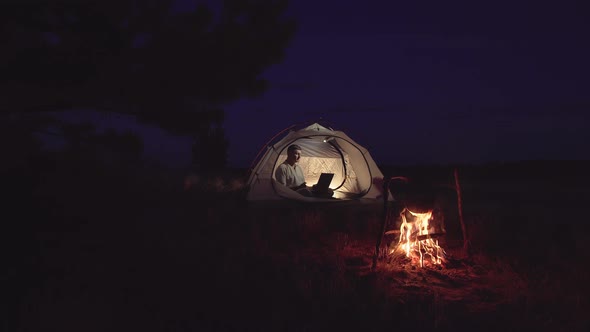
<box><xmin>94</xmin><ymin>0</ymin><xmax>590</xmax><ymax>168</ymax></box>
<box><xmin>222</xmin><ymin>0</ymin><xmax>590</xmax><ymax>167</ymax></box>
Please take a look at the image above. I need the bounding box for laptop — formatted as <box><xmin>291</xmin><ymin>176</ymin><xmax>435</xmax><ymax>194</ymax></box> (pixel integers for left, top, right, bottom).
<box><xmin>313</xmin><ymin>173</ymin><xmax>334</xmax><ymax>193</ymax></box>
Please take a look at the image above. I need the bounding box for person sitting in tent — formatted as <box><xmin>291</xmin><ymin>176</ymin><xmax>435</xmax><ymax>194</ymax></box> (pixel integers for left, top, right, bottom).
<box><xmin>275</xmin><ymin>144</ymin><xmax>333</xmax><ymax>198</ymax></box>
<box><xmin>275</xmin><ymin>144</ymin><xmax>312</xmax><ymax>196</ymax></box>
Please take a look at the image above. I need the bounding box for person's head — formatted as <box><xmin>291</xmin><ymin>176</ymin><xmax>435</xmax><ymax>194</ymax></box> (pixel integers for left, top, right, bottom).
<box><xmin>286</xmin><ymin>144</ymin><xmax>302</xmax><ymax>165</ymax></box>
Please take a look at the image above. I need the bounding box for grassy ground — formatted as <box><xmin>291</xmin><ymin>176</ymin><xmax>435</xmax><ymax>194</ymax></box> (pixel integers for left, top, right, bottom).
<box><xmin>4</xmin><ymin>160</ymin><xmax>590</xmax><ymax>331</ymax></box>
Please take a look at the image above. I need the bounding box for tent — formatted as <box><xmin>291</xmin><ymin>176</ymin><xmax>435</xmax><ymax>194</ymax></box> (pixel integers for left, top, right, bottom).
<box><xmin>247</xmin><ymin>122</ymin><xmax>392</xmax><ymax>202</ymax></box>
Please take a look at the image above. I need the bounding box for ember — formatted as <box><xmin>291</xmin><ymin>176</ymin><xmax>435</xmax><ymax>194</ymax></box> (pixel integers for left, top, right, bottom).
<box><xmin>391</xmin><ymin>208</ymin><xmax>446</xmax><ymax>267</ymax></box>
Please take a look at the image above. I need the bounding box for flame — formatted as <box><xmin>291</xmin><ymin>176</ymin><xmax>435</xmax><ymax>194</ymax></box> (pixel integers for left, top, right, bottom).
<box><xmin>390</xmin><ymin>208</ymin><xmax>446</xmax><ymax>267</ymax></box>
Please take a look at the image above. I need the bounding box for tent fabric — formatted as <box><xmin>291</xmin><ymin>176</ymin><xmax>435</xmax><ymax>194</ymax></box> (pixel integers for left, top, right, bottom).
<box><xmin>247</xmin><ymin>123</ymin><xmax>392</xmax><ymax>202</ymax></box>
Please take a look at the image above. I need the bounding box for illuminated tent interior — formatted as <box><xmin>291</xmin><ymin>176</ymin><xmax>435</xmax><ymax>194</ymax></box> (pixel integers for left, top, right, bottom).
<box><xmin>247</xmin><ymin>123</ymin><xmax>391</xmax><ymax>202</ymax></box>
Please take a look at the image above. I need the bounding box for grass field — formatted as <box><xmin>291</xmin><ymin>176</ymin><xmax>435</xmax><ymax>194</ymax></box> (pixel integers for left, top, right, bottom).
<box><xmin>4</xmin><ymin>159</ymin><xmax>590</xmax><ymax>331</ymax></box>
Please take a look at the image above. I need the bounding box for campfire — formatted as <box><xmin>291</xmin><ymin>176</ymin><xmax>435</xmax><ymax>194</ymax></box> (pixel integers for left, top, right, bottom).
<box><xmin>390</xmin><ymin>208</ymin><xmax>446</xmax><ymax>267</ymax></box>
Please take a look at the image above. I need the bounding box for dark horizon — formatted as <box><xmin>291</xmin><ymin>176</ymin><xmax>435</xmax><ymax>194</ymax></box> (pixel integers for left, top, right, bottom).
<box><xmin>40</xmin><ymin>107</ymin><xmax>590</xmax><ymax>170</ymax></box>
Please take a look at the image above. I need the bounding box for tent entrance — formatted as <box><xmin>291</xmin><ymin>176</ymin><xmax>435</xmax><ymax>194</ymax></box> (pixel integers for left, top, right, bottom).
<box><xmin>271</xmin><ymin>135</ymin><xmax>370</xmax><ymax>198</ymax></box>
<box><xmin>246</xmin><ymin>122</ymin><xmax>391</xmax><ymax>202</ymax></box>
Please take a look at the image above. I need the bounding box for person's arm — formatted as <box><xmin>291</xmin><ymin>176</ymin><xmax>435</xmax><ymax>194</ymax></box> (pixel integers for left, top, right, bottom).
<box><xmin>293</xmin><ymin>165</ymin><xmax>307</xmax><ymax>190</ymax></box>
<box><xmin>276</xmin><ymin>164</ymin><xmax>307</xmax><ymax>190</ymax></box>
<box><xmin>275</xmin><ymin>165</ymin><xmax>287</xmax><ymax>186</ymax></box>
<box><xmin>293</xmin><ymin>182</ymin><xmax>307</xmax><ymax>190</ymax></box>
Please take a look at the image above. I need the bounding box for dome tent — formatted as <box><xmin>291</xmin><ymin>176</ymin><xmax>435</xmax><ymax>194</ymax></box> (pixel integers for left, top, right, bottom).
<box><xmin>247</xmin><ymin>122</ymin><xmax>392</xmax><ymax>202</ymax></box>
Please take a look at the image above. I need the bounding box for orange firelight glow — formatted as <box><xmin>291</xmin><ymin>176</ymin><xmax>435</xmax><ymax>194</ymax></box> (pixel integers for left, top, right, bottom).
<box><xmin>391</xmin><ymin>208</ymin><xmax>445</xmax><ymax>267</ymax></box>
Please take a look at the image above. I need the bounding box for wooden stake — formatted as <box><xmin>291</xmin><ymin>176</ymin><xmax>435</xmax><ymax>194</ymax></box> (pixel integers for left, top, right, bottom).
<box><xmin>454</xmin><ymin>167</ymin><xmax>470</xmax><ymax>256</ymax></box>
<box><xmin>372</xmin><ymin>178</ymin><xmax>390</xmax><ymax>271</ymax></box>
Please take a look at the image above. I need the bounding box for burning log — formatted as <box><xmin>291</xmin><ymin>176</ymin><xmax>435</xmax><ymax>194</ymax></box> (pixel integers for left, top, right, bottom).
<box><xmin>416</xmin><ymin>232</ymin><xmax>446</xmax><ymax>241</ymax></box>
<box><xmin>375</xmin><ymin>176</ymin><xmax>450</xmax><ymax>270</ymax></box>
<box><xmin>391</xmin><ymin>208</ymin><xmax>446</xmax><ymax>268</ymax></box>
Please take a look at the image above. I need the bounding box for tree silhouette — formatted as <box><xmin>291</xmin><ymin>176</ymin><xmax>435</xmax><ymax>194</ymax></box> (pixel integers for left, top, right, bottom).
<box><xmin>1</xmin><ymin>0</ymin><xmax>296</xmax><ymax>168</ymax></box>
<box><xmin>58</xmin><ymin>122</ymin><xmax>143</xmax><ymax>166</ymax></box>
